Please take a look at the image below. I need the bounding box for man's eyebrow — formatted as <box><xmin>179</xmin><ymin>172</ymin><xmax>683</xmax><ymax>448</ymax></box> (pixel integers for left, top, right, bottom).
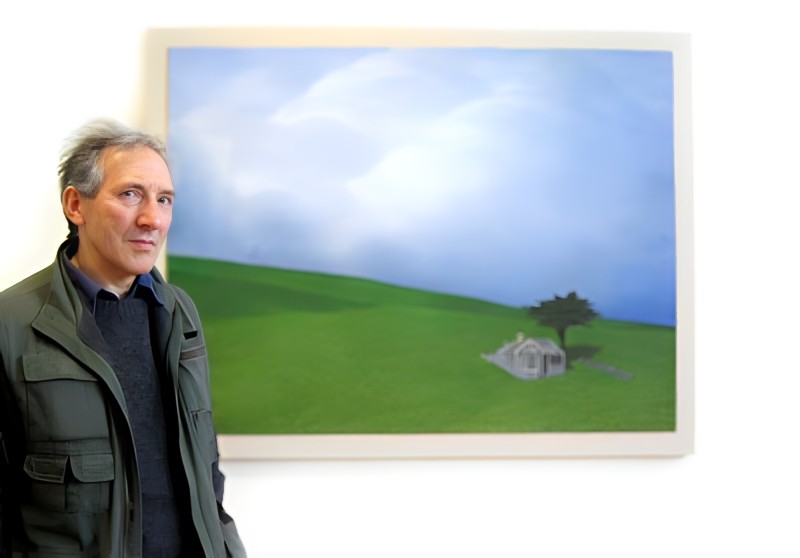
<box><xmin>120</xmin><ymin>182</ymin><xmax>175</xmax><ymax>196</ymax></box>
<box><xmin>114</xmin><ymin>184</ymin><xmax>175</xmax><ymax>203</ymax></box>
<box><xmin>118</xmin><ymin>181</ymin><xmax>148</xmax><ymax>191</ymax></box>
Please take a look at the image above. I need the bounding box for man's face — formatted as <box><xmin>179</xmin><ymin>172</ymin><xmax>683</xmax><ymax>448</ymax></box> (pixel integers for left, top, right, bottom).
<box><xmin>66</xmin><ymin>146</ymin><xmax>174</xmax><ymax>293</ymax></box>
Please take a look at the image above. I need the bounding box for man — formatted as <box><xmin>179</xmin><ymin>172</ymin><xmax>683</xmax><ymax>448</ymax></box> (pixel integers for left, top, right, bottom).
<box><xmin>0</xmin><ymin>119</ymin><xmax>246</xmax><ymax>557</ymax></box>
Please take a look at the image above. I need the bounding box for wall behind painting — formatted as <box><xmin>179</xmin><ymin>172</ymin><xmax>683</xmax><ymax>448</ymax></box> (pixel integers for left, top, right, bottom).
<box><xmin>2</xmin><ymin>1</ymin><xmax>798</xmax><ymax>556</ymax></box>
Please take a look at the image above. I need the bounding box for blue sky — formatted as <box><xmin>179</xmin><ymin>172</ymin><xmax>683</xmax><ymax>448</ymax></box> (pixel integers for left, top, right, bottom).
<box><xmin>167</xmin><ymin>47</ymin><xmax>676</xmax><ymax>326</ymax></box>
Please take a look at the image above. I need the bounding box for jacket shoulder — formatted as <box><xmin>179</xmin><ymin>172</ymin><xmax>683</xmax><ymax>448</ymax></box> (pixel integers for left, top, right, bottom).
<box><xmin>0</xmin><ymin>265</ymin><xmax>53</xmax><ymax>314</ymax></box>
<box><xmin>158</xmin><ymin>279</ymin><xmax>201</xmax><ymax>318</ymax></box>
<box><xmin>0</xmin><ymin>266</ymin><xmax>54</xmax><ymax>352</ymax></box>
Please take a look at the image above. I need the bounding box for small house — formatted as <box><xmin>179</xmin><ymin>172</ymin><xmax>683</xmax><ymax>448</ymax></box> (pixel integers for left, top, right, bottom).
<box><xmin>481</xmin><ymin>332</ymin><xmax>566</xmax><ymax>380</ymax></box>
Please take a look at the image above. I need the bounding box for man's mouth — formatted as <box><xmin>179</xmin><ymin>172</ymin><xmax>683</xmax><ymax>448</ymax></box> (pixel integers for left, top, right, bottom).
<box><xmin>129</xmin><ymin>239</ymin><xmax>157</xmax><ymax>248</ymax></box>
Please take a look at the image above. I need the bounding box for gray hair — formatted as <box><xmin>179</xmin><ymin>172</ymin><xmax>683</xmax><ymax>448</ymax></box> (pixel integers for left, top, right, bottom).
<box><xmin>58</xmin><ymin>117</ymin><xmax>168</xmax><ymax>237</ymax></box>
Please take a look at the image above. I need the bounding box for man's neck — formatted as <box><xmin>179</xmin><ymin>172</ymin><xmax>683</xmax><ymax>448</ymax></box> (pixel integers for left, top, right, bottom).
<box><xmin>70</xmin><ymin>254</ymin><xmax>134</xmax><ymax>298</ymax></box>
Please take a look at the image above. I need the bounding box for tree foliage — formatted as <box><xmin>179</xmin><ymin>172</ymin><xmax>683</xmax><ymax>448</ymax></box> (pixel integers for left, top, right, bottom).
<box><xmin>528</xmin><ymin>291</ymin><xmax>598</xmax><ymax>348</ymax></box>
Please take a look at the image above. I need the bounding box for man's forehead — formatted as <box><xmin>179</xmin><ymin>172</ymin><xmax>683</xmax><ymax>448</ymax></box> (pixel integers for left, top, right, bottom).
<box><xmin>101</xmin><ymin>145</ymin><xmax>168</xmax><ymax>165</ymax></box>
<box><xmin>100</xmin><ymin>145</ymin><xmax>173</xmax><ymax>185</ymax></box>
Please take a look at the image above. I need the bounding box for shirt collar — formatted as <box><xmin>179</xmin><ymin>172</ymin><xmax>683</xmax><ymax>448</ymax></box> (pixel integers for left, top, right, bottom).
<box><xmin>61</xmin><ymin>240</ymin><xmax>164</xmax><ymax>314</ymax></box>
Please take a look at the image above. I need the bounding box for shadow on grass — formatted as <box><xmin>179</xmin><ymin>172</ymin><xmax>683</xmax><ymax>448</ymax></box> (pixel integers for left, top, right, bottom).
<box><xmin>565</xmin><ymin>345</ymin><xmax>601</xmax><ymax>368</ymax></box>
<box><xmin>566</xmin><ymin>345</ymin><xmax>635</xmax><ymax>380</ymax></box>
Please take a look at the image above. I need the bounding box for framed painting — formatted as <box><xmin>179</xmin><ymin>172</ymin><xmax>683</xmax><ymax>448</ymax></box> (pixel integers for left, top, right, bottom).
<box><xmin>143</xmin><ymin>28</ymin><xmax>693</xmax><ymax>458</ymax></box>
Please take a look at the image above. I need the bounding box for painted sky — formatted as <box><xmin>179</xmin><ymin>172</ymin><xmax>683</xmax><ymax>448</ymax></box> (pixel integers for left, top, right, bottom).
<box><xmin>167</xmin><ymin>47</ymin><xmax>676</xmax><ymax>326</ymax></box>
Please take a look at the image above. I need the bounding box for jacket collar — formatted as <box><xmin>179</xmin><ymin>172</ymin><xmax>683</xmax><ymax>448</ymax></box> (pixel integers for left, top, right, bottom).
<box><xmin>45</xmin><ymin>237</ymin><xmax>179</xmax><ymax>317</ymax></box>
<box><xmin>30</xmin><ymin>239</ymin><xmax>188</xmax><ymax>383</ymax></box>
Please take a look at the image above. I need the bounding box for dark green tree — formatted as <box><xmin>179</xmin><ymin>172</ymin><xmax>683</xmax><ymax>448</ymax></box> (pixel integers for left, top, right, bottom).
<box><xmin>528</xmin><ymin>291</ymin><xmax>598</xmax><ymax>348</ymax></box>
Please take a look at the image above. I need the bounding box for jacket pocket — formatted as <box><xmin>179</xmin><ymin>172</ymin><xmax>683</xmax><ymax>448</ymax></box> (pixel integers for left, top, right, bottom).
<box><xmin>178</xmin><ymin>339</ymin><xmax>219</xmax><ymax>463</ymax></box>
<box><xmin>22</xmin><ymin>353</ymin><xmax>110</xmax><ymax>442</ymax></box>
<box><xmin>191</xmin><ymin>409</ymin><xmax>219</xmax><ymax>465</ymax></box>
<box><xmin>23</xmin><ymin>440</ymin><xmax>115</xmax><ymax>513</ymax></box>
<box><xmin>178</xmin><ymin>338</ymin><xmax>213</xmax><ymax>412</ymax></box>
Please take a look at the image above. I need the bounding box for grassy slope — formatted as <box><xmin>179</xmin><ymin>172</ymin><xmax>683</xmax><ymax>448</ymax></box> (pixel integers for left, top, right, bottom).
<box><xmin>168</xmin><ymin>256</ymin><xmax>676</xmax><ymax>434</ymax></box>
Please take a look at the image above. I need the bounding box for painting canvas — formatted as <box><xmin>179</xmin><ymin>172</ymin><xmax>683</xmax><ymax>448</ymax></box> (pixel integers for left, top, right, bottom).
<box><xmin>145</xmin><ymin>29</ymin><xmax>693</xmax><ymax>458</ymax></box>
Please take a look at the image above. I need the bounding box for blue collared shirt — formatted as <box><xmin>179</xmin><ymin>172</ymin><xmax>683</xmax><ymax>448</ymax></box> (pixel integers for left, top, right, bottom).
<box><xmin>62</xmin><ymin>253</ymin><xmax>164</xmax><ymax>315</ymax></box>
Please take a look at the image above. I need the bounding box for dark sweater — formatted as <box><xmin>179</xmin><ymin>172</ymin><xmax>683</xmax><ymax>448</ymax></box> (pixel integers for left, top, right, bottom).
<box><xmin>93</xmin><ymin>293</ymin><xmax>184</xmax><ymax>557</ymax></box>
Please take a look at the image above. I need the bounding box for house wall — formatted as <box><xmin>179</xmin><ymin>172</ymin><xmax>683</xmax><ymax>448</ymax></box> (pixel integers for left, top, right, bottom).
<box><xmin>2</xmin><ymin>2</ymin><xmax>799</xmax><ymax>556</ymax></box>
<box><xmin>543</xmin><ymin>352</ymin><xmax>566</xmax><ymax>376</ymax></box>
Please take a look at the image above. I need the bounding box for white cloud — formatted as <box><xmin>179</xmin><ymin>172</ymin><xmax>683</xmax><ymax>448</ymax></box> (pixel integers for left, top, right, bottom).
<box><xmin>168</xmin><ymin>47</ymin><xmax>677</xmax><ymax>324</ymax></box>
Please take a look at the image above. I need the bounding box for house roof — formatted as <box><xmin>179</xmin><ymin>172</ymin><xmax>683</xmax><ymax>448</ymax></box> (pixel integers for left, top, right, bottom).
<box><xmin>494</xmin><ymin>333</ymin><xmax>563</xmax><ymax>356</ymax></box>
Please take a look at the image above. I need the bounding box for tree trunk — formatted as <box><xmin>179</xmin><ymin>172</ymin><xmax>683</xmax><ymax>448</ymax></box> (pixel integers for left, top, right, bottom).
<box><xmin>557</xmin><ymin>327</ymin><xmax>567</xmax><ymax>349</ymax></box>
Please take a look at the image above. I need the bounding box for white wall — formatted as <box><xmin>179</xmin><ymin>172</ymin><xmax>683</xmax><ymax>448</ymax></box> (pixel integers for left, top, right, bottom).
<box><xmin>2</xmin><ymin>1</ymin><xmax>798</xmax><ymax>556</ymax></box>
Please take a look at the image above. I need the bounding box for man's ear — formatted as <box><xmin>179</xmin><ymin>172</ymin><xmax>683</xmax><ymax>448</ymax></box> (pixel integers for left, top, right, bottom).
<box><xmin>62</xmin><ymin>186</ymin><xmax>85</xmax><ymax>227</ymax></box>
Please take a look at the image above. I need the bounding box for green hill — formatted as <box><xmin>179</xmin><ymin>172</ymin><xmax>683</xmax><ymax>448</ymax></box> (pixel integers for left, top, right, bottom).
<box><xmin>168</xmin><ymin>256</ymin><xmax>675</xmax><ymax>434</ymax></box>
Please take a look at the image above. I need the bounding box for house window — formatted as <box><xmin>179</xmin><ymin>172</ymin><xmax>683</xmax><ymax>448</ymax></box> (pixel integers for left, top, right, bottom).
<box><xmin>526</xmin><ymin>354</ymin><xmax>537</xmax><ymax>370</ymax></box>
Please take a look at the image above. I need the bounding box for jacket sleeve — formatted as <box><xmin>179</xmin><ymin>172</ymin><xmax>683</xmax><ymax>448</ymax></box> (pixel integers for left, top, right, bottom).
<box><xmin>0</xmin><ymin>436</ymin><xmax>5</xmax><ymax>558</ymax></box>
<box><xmin>0</xmin><ymin>358</ymin><xmax>14</xmax><ymax>558</ymax></box>
<box><xmin>0</xmin><ymin>440</ymin><xmax>5</xmax><ymax>558</ymax></box>
<box><xmin>0</xmin><ymin>356</ymin><xmax>21</xmax><ymax>558</ymax></box>
<box><xmin>212</xmin><ymin>440</ymin><xmax>247</xmax><ymax>557</ymax></box>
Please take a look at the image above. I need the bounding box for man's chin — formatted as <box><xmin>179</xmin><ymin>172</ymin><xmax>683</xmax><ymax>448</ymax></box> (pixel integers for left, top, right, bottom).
<box><xmin>129</xmin><ymin>257</ymin><xmax>160</xmax><ymax>275</ymax></box>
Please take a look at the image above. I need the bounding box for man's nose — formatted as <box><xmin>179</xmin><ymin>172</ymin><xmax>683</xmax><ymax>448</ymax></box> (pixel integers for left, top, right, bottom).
<box><xmin>137</xmin><ymin>198</ymin><xmax>162</xmax><ymax>230</ymax></box>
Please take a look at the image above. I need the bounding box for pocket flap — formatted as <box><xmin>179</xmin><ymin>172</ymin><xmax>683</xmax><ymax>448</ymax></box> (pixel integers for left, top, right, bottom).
<box><xmin>22</xmin><ymin>353</ymin><xmax>97</xmax><ymax>382</ymax></box>
<box><xmin>24</xmin><ymin>454</ymin><xmax>68</xmax><ymax>483</ymax></box>
<box><xmin>24</xmin><ymin>452</ymin><xmax>115</xmax><ymax>483</ymax></box>
<box><xmin>69</xmin><ymin>453</ymin><xmax>115</xmax><ymax>482</ymax></box>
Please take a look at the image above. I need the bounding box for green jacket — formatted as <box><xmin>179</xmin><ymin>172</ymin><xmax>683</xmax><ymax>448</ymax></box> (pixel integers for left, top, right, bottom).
<box><xmin>0</xmin><ymin>247</ymin><xmax>246</xmax><ymax>557</ymax></box>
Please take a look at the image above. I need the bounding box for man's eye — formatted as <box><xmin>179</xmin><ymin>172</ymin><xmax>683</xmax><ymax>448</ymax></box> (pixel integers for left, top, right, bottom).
<box><xmin>120</xmin><ymin>191</ymin><xmax>140</xmax><ymax>202</ymax></box>
<box><xmin>159</xmin><ymin>197</ymin><xmax>174</xmax><ymax>206</ymax></box>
